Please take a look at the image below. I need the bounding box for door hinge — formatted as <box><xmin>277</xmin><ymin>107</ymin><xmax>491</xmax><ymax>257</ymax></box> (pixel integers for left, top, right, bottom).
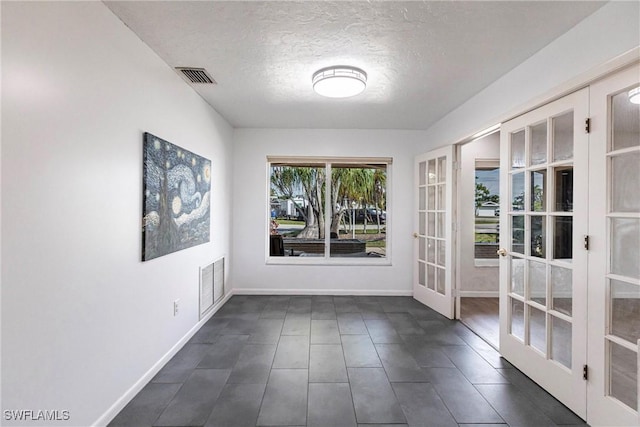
<box><xmin>583</xmin><ymin>364</ymin><xmax>588</xmax><ymax>381</ymax></box>
<box><xmin>453</xmin><ymin>161</ymin><xmax>461</xmax><ymax>171</ymax></box>
<box><xmin>585</xmin><ymin>118</ymin><xmax>591</xmax><ymax>134</ymax></box>
<box><xmin>583</xmin><ymin>235</ymin><xmax>590</xmax><ymax>250</ymax></box>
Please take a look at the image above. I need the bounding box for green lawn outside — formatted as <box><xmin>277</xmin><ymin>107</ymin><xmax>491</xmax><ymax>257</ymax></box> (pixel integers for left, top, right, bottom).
<box><xmin>475</xmin><ymin>218</ymin><xmax>499</xmax><ymax>224</ymax></box>
<box><xmin>366</xmin><ymin>241</ymin><xmax>386</xmax><ymax>248</ymax></box>
<box><xmin>476</xmin><ymin>233</ymin><xmax>499</xmax><ymax>243</ymax></box>
<box><xmin>276</xmin><ymin>219</ymin><xmax>305</xmax><ymax>225</ymax></box>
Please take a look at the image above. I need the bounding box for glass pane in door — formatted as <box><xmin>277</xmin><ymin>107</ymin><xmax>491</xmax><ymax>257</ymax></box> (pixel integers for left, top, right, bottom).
<box><xmin>553</xmin><ymin>217</ymin><xmax>573</xmax><ymax>261</ymax></box>
<box><xmin>610</xmin><ymin>280</ymin><xmax>640</xmax><ymax>343</ymax></box>
<box><xmin>428</xmin><ymin>213</ymin><xmax>435</xmax><ymax>236</ymax></box>
<box><xmin>419</xmin><ymin>161</ymin><xmax>426</xmax><ymax>185</ymax></box>
<box><xmin>437</xmin><ymin>184</ymin><xmax>445</xmax><ymax>210</ymax></box>
<box><xmin>510</xmin><ymin>298</ymin><xmax>525</xmax><ymax>341</ymax></box>
<box><xmin>437</xmin><ymin>157</ymin><xmax>446</xmax><ymax>182</ymax></box>
<box><xmin>529</xmin><ymin>260</ymin><xmax>546</xmax><ymax>306</ymax></box>
<box><xmin>511</xmin><ymin>130</ymin><xmax>525</xmax><ymax>168</ymax></box>
<box><xmin>550</xmin><ymin>315</ymin><xmax>572</xmax><ymax>368</ymax></box>
<box><xmin>531</xmin><ymin>170</ymin><xmax>546</xmax><ymax>212</ymax></box>
<box><xmin>612</xmin><ymin>89</ymin><xmax>640</xmax><ymax>150</ymax></box>
<box><xmin>427</xmin><ymin>265</ymin><xmax>435</xmax><ymax>291</ymax></box>
<box><xmin>512</xmin><ymin>216</ymin><xmax>525</xmax><ymax>254</ymax></box>
<box><xmin>512</xmin><ymin>173</ymin><xmax>525</xmax><ymax>211</ymax></box>
<box><xmin>511</xmin><ymin>257</ymin><xmax>525</xmax><ymax>296</ymax></box>
<box><xmin>428</xmin><ymin>159</ymin><xmax>436</xmax><ymax>184</ymax></box>
<box><xmin>437</xmin><ymin>240</ymin><xmax>445</xmax><ymax>266</ymax></box>
<box><xmin>610</xmin><ymin>218</ymin><xmax>640</xmax><ymax>279</ymax></box>
<box><xmin>554</xmin><ymin>167</ymin><xmax>573</xmax><ymax>212</ymax></box>
<box><xmin>551</xmin><ymin>266</ymin><xmax>572</xmax><ymax>316</ymax></box>
<box><xmin>437</xmin><ymin>213</ymin><xmax>444</xmax><ymax>238</ymax></box>
<box><xmin>436</xmin><ymin>267</ymin><xmax>445</xmax><ymax>295</ymax></box>
<box><xmin>553</xmin><ymin>112</ymin><xmax>574</xmax><ymax>161</ymax></box>
<box><xmin>609</xmin><ymin>341</ymin><xmax>638</xmax><ymax>410</ymax></box>
<box><xmin>531</xmin><ymin>216</ymin><xmax>546</xmax><ymax>258</ymax></box>
<box><xmin>611</xmin><ymin>152</ymin><xmax>640</xmax><ymax>212</ymax></box>
<box><xmin>531</xmin><ymin>122</ymin><xmax>548</xmax><ymax>165</ymax></box>
<box><xmin>529</xmin><ymin>306</ymin><xmax>547</xmax><ymax>354</ymax></box>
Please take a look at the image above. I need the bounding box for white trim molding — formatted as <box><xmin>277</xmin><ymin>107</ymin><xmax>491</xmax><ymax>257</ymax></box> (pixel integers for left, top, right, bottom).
<box><xmin>231</xmin><ymin>288</ymin><xmax>413</xmax><ymax>296</ymax></box>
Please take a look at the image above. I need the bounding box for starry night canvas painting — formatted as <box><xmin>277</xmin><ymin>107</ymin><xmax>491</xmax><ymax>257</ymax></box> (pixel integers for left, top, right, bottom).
<box><xmin>142</xmin><ymin>132</ymin><xmax>211</xmax><ymax>261</ymax></box>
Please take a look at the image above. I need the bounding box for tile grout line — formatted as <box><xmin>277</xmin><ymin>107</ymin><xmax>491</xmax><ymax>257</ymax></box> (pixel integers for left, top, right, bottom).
<box><xmin>254</xmin><ymin>300</ymin><xmax>280</xmax><ymax>427</ymax></box>
<box><xmin>341</xmin><ymin>326</ymin><xmax>358</xmax><ymax>426</ymax></box>
<box><xmin>297</xmin><ymin>296</ymin><xmax>310</xmax><ymax>427</ymax></box>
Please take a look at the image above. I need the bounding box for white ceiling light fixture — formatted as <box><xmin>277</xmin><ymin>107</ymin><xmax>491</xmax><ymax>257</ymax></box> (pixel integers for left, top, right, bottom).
<box><xmin>312</xmin><ymin>66</ymin><xmax>367</xmax><ymax>98</ymax></box>
<box><xmin>628</xmin><ymin>87</ymin><xmax>640</xmax><ymax>104</ymax></box>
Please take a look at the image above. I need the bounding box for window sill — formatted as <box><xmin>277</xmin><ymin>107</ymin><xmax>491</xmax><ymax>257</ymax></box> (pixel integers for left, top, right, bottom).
<box><xmin>266</xmin><ymin>256</ymin><xmax>391</xmax><ymax>267</ymax></box>
<box><xmin>474</xmin><ymin>259</ymin><xmax>499</xmax><ymax>267</ymax></box>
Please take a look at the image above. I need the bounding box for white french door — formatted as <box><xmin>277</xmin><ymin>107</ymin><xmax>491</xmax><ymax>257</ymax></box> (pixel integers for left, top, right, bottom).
<box><xmin>587</xmin><ymin>65</ymin><xmax>639</xmax><ymax>426</ymax></box>
<box><xmin>414</xmin><ymin>146</ymin><xmax>455</xmax><ymax>319</ymax></box>
<box><xmin>499</xmin><ymin>88</ymin><xmax>589</xmax><ymax>418</ymax></box>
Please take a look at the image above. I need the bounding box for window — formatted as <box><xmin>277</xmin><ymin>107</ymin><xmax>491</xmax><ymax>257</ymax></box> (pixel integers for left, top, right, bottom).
<box><xmin>268</xmin><ymin>157</ymin><xmax>390</xmax><ymax>263</ymax></box>
<box><xmin>474</xmin><ymin>160</ymin><xmax>500</xmax><ymax>264</ymax></box>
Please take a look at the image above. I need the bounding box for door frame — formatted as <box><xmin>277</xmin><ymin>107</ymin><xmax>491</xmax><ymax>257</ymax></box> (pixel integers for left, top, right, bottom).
<box><xmin>453</xmin><ymin>129</ymin><xmax>502</xmax><ymax>325</ymax></box>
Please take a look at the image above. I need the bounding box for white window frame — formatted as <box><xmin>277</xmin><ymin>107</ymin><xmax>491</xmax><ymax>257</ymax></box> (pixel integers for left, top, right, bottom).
<box><xmin>474</xmin><ymin>159</ymin><xmax>500</xmax><ymax>267</ymax></box>
<box><xmin>266</xmin><ymin>156</ymin><xmax>392</xmax><ymax>266</ymax></box>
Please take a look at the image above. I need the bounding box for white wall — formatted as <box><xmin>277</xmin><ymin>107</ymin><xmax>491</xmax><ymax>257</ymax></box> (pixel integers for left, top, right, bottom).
<box><xmin>232</xmin><ymin>129</ymin><xmax>423</xmax><ymax>294</ymax></box>
<box><xmin>459</xmin><ymin>133</ymin><xmax>500</xmax><ymax>294</ymax></box>
<box><xmin>2</xmin><ymin>2</ymin><xmax>233</xmax><ymax>426</ymax></box>
<box><xmin>417</xmin><ymin>1</ymin><xmax>640</xmax><ymax>153</ymax></box>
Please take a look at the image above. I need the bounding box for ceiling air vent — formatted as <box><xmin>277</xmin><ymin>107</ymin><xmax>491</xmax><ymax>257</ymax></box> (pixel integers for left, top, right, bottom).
<box><xmin>175</xmin><ymin>67</ymin><xmax>216</xmax><ymax>84</ymax></box>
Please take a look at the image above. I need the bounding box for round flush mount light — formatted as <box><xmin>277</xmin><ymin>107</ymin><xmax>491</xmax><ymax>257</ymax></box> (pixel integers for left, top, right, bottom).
<box><xmin>628</xmin><ymin>87</ymin><xmax>640</xmax><ymax>105</ymax></box>
<box><xmin>312</xmin><ymin>66</ymin><xmax>367</xmax><ymax>98</ymax></box>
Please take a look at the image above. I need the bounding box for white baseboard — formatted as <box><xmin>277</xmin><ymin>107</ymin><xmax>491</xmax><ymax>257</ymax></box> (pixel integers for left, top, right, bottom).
<box><xmin>94</xmin><ymin>291</ymin><xmax>233</xmax><ymax>427</ymax></box>
<box><xmin>231</xmin><ymin>288</ymin><xmax>413</xmax><ymax>296</ymax></box>
<box><xmin>459</xmin><ymin>290</ymin><xmax>499</xmax><ymax>298</ymax></box>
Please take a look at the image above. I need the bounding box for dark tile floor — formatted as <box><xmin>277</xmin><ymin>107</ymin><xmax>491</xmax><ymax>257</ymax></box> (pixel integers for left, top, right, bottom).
<box><xmin>109</xmin><ymin>295</ymin><xmax>587</xmax><ymax>427</ymax></box>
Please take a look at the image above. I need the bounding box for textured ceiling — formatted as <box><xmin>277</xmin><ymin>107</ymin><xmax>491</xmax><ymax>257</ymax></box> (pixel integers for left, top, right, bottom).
<box><xmin>105</xmin><ymin>1</ymin><xmax>605</xmax><ymax>130</ymax></box>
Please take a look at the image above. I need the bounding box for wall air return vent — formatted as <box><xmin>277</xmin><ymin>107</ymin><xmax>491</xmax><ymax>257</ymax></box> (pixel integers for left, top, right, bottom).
<box><xmin>176</xmin><ymin>67</ymin><xmax>216</xmax><ymax>84</ymax></box>
<box><xmin>199</xmin><ymin>257</ymin><xmax>225</xmax><ymax>320</ymax></box>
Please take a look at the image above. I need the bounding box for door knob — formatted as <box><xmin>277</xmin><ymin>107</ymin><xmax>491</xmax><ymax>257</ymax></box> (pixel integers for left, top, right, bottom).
<box><xmin>413</xmin><ymin>232</ymin><xmax>419</xmax><ymax>239</ymax></box>
<box><xmin>497</xmin><ymin>248</ymin><xmax>507</xmax><ymax>257</ymax></box>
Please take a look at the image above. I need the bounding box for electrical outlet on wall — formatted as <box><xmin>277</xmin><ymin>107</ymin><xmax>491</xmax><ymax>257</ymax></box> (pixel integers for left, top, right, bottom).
<box><xmin>173</xmin><ymin>299</ymin><xmax>180</xmax><ymax>316</ymax></box>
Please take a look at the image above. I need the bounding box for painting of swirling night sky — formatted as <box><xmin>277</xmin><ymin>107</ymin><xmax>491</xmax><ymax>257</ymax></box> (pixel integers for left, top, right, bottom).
<box><xmin>142</xmin><ymin>132</ymin><xmax>211</xmax><ymax>261</ymax></box>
